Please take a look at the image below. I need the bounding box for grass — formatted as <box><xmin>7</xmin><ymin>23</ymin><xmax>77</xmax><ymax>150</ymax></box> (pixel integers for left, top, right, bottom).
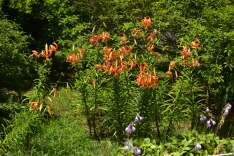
<box><xmin>3</xmin><ymin>88</ymin><xmax>121</xmax><ymax>156</ymax></box>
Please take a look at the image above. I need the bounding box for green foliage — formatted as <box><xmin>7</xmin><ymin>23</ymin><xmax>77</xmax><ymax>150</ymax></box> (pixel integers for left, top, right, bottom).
<box><xmin>119</xmin><ymin>130</ymin><xmax>234</xmax><ymax>155</ymax></box>
<box><xmin>0</xmin><ymin>111</ymin><xmax>44</xmax><ymax>154</ymax></box>
<box><xmin>1</xmin><ymin>88</ymin><xmax>120</xmax><ymax>156</ymax></box>
<box><xmin>1</xmin><ymin>0</ymin><xmax>234</xmax><ymax>154</ymax></box>
<box><xmin>0</xmin><ymin>16</ymin><xmax>32</xmax><ymax>95</ymax></box>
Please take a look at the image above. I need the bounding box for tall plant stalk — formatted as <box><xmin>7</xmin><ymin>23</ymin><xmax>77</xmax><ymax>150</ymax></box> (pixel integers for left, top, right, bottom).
<box><xmin>112</xmin><ymin>76</ymin><xmax>124</xmax><ymax>141</ymax></box>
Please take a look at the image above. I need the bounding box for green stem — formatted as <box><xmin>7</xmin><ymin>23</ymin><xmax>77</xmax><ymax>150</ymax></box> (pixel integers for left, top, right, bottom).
<box><xmin>113</xmin><ymin>76</ymin><xmax>123</xmax><ymax>141</ymax></box>
<box><xmin>81</xmin><ymin>83</ymin><xmax>92</xmax><ymax>136</ymax></box>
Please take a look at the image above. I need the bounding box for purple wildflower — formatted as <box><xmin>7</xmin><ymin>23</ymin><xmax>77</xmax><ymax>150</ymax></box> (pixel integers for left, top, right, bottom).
<box><xmin>124</xmin><ymin>139</ymin><xmax>134</xmax><ymax>149</ymax></box>
<box><xmin>206</xmin><ymin>107</ymin><xmax>210</xmax><ymax>113</ymax></box>
<box><xmin>211</xmin><ymin>118</ymin><xmax>216</xmax><ymax>125</ymax></box>
<box><xmin>133</xmin><ymin>146</ymin><xmax>141</xmax><ymax>156</ymax></box>
<box><xmin>207</xmin><ymin>118</ymin><xmax>216</xmax><ymax>128</ymax></box>
<box><xmin>125</xmin><ymin>123</ymin><xmax>136</xmax><ymax>135</ymax></box>
<box><xmin>135</xmin><ymin>114</ymin><xmax>143</xmax><ymax>123</ymax></box>
<box><xmin>223</xmin><ymin>103</ymin><xmax>232</xmax><ymax>117</ymax></box>
<box><xmin>227</xmin><ymin>103</ymin><xmax>232</xmax><ymax>110</ymax></box>
<box><xmin>194</xmin><ymin>142</ymin><xmax>202</xmax><ymax>151</ymax></box>
<box><xmin>124</xmin><ymin>139</ymin><xmax>134</xmax><ymax>153</ymax></box>
<box><xmin>200</xmin><ymin>115</ymin><xmax>206</xmax><ymax>122</ymax></box>
<box><xmin>124</xmin><ymin>145</ymin><xmax>128</xmax><ymax>153</ymax></box>
<box><xmin>207</xmin><ymin>119</ymin><xmax>211</xmax><ymax>128</ymax></box>
<box><xmin>223</xmin><ymin>109</ymin><xmax>229</xmax><ymax>117</ymax></box>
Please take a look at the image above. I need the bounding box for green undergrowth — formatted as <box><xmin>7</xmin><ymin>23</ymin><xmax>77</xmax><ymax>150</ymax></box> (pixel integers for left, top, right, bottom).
<box><xmin>2</xmin><ymin>88</ymin><xmax>120</xmax><ymax>156</ymax></box>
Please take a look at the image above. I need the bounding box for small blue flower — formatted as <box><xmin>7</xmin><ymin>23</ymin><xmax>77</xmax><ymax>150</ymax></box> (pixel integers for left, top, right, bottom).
<box><xmin>125</xmin><ymin>123</ymin><xmax>136</xmax><ymax>135</ymax></box>
<box><xmin>223</xmin><ymin>103</ymin><xmax>232</xmax><ymax>117</ymax></box>
<box><xmin>194</xmin><ymin>142</ymin><xmax>202</xmax><ymax>151</ymax></box>
<box><xmin>124</xmin><ymin>139</ymin><xmax>134</xmax><ymax>149</ymax></box>
<box><xmin>227</xmin><ymin>103</ymin><xmax>232</xmax><ymax>111</ymax></box>
<box><xmin>135</xmin><ymin>114</ymin><xmax>143</xmax><ymax>123</ymax></box>
<box><xmin>206</xmin><ymin>107</ymin><xmax>210</xmax><ymax>113</ymax></box>
<box><xmin>133</xmin><ymin>146</ymin><xmax>141</xmax><ymax>156</ymax></box>
<box><xmin>124</xmin><ymin>139</ymin><xmax>134</xmax><ymax>153</ymax></box>
<box><xmin>224</xmin><ymin>109</ymin><xmax>229</xmax><ymax>117</ymax></box>
<box><xmin>200</xmin><ymin>115</ymin><xmax>206</xmax><ymax>122</ymax></box>
<box><xmin>207</xmin><ymin>118</ymin><xmax>216</xmax><ymax>128</ymax></box>
<box><xmin>124</xmin><ymin>145</ymin><xmax>128</xmax><ymax>153</ymax></box>
<box><xmin>207</xmin><ymin>120</ymin><xmax>211</xmax><ymax>128</ymax></box>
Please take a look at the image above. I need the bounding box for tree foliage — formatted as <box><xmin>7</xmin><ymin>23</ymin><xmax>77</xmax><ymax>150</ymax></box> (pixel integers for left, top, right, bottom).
<box><xmin>0</xmin><ymin>15</ymin><xmax>32</xmax><ymax>97</ymax></box>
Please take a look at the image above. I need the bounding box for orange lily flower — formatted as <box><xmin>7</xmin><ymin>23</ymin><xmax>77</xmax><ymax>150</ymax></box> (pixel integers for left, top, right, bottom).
<box><xmin>156</xmin><ymin>54</ymin><xmax>162</xmax><ymax>59</ymax></box>
<box><xmin>89</xmin><ymin>34</ymin><xmax>102</xmax><ymax>45</ymax></box>
<box><xmin>30</xmin><ymin>101</ymin><xmax>40</xmax><ymax>109</ymax></box>
<box><xmin>183</xmin><ymin>59</ymin><xmax>191</xmax><ymax>66</ymax></box>
<box><xmin>166</xmin><ymin>71</ymin><xmax>172</xmax><ymax>75</ymax></box>
<box><xmin>103</xmin><ymin>47</ymin><xmax>119</xmax><ymax>61</ymax></box>
<box><xmin>119</xmin><ymin>46</ymin><xmax>132</xmax><ymax>54</ymax></box>
<box><xmin>170</xmin><ymin>61</ymin><xmax>176</xmax><ymax>68</ymax></box>
<box><xmin>127</xmin><ymin>60</ymin><xmax>137</xmax><ymax>69</ymax></box>
<box><xmin>49</xmin><ymin>42</ymin><xmax>58</xmax><ymax>51</ymax></box>
<box><xmin>95</xmin><ymin>64</ymin><xmax>105</xmax><ymax>70</ymax></box>
<box><xmin>136</xmin><ymin>71</ymin><xmax>158</xmax><ymax>88</ymax></box>
<box><xmin>181</xmin><ymin>45</ymin><xmax>190</xmax><ymax>58</ymax></box>
<box><xmin>32</xmin><ymin>50</ymin><xmax>40</xmax><ymax>58</ymax></box>
<box><xmin>120</xmin><ymin>36</ymin><xmax>127</xmax><ymax>42</ymax></box>
<box><xmin>134</xmin><ymin>28</ymin><xmax>142</xmax><ymax>36</ymax></box>
<box><xmin>89</xmin><ymin>36</ymin><xmax>98</xmax><ymax>45</ymax></box>
<box><xmin>78</xmin><ymin>49</ymin><xmax>85</xmax><ymax>58</ymax></box>
<box><xmin>141</xmin><ymin>16</ymin><xmax>151</xmax><ymax>27</ymax></box>
<box><xmin>192</xmin><ymin>59</ymin><xmax>200</xmax><ymax>67</ymax></box>
<box><xmin>66</xmin><ymin>53</ymin><xmax>79</xmax><ymax>62</ymax></box>
<box><xmin>191</xmin><ymin>39</ymin><xmax>200</xmax><ymax>48</ymax></box>
<box><xmin>41</xmin><ymin>44</ymin><xmax>52</xmax><ymax>58</ymax></box>
<box><xmin>102</xmin><ymin>32</ymin><xmax>110</xmax><ymax>42</ymax></box>
<box><xmin>147</xmin><ymin>44</ymin><xmax>154</xmax><ymax>53</ymax></box>
<box><xmin>146</xmin><ymin>35</ymin><xmax>154</xmax><ymax>41</ymax></box>
<box><xmin>146</xmin><ymin>29</ymin><xmax>157</xmax><ymax>41</ymax></box>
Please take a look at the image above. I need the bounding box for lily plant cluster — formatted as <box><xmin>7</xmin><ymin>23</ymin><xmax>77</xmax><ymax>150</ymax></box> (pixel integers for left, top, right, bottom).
<box><xmin>32</xmin><ymin>42</ymin><xmax>58</xmax><ymax>59</ymax></box>
<box><xmin>166</xmin><ymin>39</ymin><xmax>201</xmax><ymax>77</ymax></box>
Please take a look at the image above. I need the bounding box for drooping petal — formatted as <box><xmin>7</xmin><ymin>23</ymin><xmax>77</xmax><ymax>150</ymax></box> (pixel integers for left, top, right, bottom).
<box><xmin>125</xmin><ymin>123</ymin><xmax>136</xmax><ymax>135</ymax></box>
<box><xmin>227</xmin><ymin>103</ymin><xmax>232</xmax><ymax>111</ymax></box>
<box><xmin>135</xmin><ymin>114</ymin><xmax>143</xmax><ymax>123</ymax></box>
<box><xmin>133</xmin><ymin>146</ymin><xmax>141</xmax><ymax>156</ymax></box>
<box><xmin>223</xmin><ymin>109</ymin><xmax>229</xmax><ymax>117</ymax></box>
<box><xmin>206</xmin><ymin>120</ymin><xmax>211</xmax><ymax>128</ymax></box>
<box><xmin>206</xmin><ymin>107</ymin><xmax>210</xmax><ymax>113</ymax></box>
<box><xmin>211</xmin><ymin>119</ymin><xmax>216</xmax><ymax>125</ymax></box>
<box><xmin>124</xmin><ymin>145</ymin><xmax>128</xmax><ymax>153</ymax></box>
<box><xmin>194</xmin><ymin>142</ymin><xmax>202</xmax><ymax>151</ymax></box>
<box><xmin>200</xmin><ymin>115</ymin><xmax>206</xmax><ymax>122</ymax></box>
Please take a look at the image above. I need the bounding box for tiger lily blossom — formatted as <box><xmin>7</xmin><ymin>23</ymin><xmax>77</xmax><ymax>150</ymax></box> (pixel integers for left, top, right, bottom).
<box><xmin>141</xmin><ymin>16</ymin><xmax>151</xmax><ymax>27</ymax></box>
<box><xmin>119</xmin><ymin>46</ymin><xmax>132</xmax><ymax>54</ymax></box>
<box><xmin>147</xmin><ymin>44</ymin><xmax>154</xmax><ymax>53</ymax></box>
<box><xmin>30</xmin><ymin>101</ymin><xmax>40</xmax><ymax>109</ymax></box>
<box><xmin>170</xmin><ymin>61</ymin><xmax>176</xmax><ymax>68</ymax></box>
<box><xmin>66</xmin><ymin>53</ymin><xmax>79</xmax><ymax>62</ymax></box>
<box><xmin>146</xmin><ymin>29</ymin><xmax>157</xmax><ymax>41</ymax></box>
<box><xmin>102</xmin><ymin>32</ymin><xmax>110</xmax><ymax>42</ymax></box>
<box><xmin>166</xmin><ymin>71</ymin><xmax>172</xmax><ymax>75</ymax></box>
<box><xmin>191</xmin><ymin>39</ymin><xmax>200</xmax><ymax>48</ymax></box>
<box><xmin>32</xmin><ymin>50</ymin><xmax>40</xmax><ymax>58</ymax></box>
<box><xmin>134</xmin><ymin>28</ymin><xmax>142</xmax><ymax>36</ymax></box>
<box><xmin>41</xmin><ymin>44</ymin><xmax>53</xmax><ymax>58</ymax></box>
<box><xmin>120</xmin><ymin>36</ymin><xmax>127</xmax><ymax>42</ymax></box>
